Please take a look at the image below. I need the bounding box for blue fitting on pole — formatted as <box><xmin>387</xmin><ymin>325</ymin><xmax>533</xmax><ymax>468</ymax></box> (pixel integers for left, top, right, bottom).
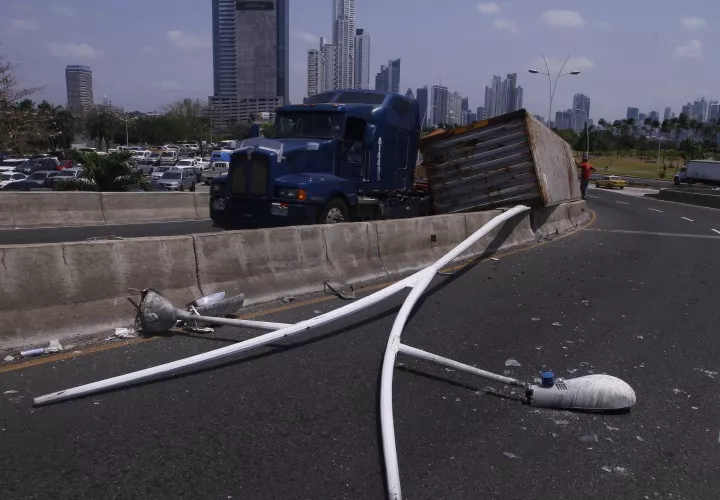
<box><xmin>541</xmin><ymin>371</ymin><xmax>555</xmax><ymax>387</ymax></box>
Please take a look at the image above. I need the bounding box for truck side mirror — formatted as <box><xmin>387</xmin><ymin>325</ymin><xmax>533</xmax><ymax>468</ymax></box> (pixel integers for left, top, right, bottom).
<box><xmin>363</xmin><ymin>124</ymin><xmax>377</xmax><ymax>149</ymax></box>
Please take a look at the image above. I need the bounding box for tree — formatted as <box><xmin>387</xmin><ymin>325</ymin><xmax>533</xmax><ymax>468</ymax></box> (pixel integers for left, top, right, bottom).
<box><xmin>56</xmin><ymin>151</ymin><xmax>149</xmax><ymax>191</ymax></box>
<box><xmin>555</xmin><ymin>128</ymin><xmax>580</xmax><ymax>147</ymax></box>
<box><xmin>260</xmin><ymin>122</ymin><xmax>274</xmax><ymax>138</ymax></box>
<box><xmin>165</xmin><ymin>98</ymin><xmax>209</xmax><ymax>154</ymax></box>
<box><xmin>85</xmin><ymin>105</ymin><xmax>122</xmax><ymax>151</ymax></box>
<box><xmin>0</xmin><ymin>51</ymin><xmax>45</xmax><ymax>153</ymax></box>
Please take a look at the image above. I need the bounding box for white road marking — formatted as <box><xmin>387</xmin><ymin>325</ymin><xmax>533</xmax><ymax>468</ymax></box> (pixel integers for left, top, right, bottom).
<box><xmin>712</xmin><ymin>229</ymin><xmax>720</xmax><ymax>236</ymax></box>
<box><xmin>583</xmin><ymin>228</ymin><xmax>720</xmax><ymax>240</ymax></box>
<box><xmin>648</xmin><ymin>208</ymin><xmax>663</xmax><ymax>213</ymax></box>
<box><xmin>681</xmin><ymin>217</ymin><xmax>694</xmax><ymax>222</ymax></box>
<box><xmin>616</xmin><ymin>201</ymin><xmax>630</xmax><ymax>205</ymax></box>
<box><xmin>588</xmin><ymin>195</ymin><xmax>599</xmax><ymax>199</ymax></box>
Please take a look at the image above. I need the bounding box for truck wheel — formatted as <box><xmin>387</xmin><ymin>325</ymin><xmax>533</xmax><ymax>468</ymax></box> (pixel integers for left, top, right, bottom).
<box><xmin>318</xmin><ymin>199</ymin><xmax>349</xmax><ymax>224</ymax></box>
<box><xmin>180</xmin><ymin>185</ymin><xmax>185</xmax><ymax>192</ymax></box>
<box><xmin>674</xmin><ymin>177</ymin><xmax>680</xmax><ymax>185</ymax></box>
<box><xmin>190</xmin><ymin>183</ymin><xmax>196</xmax><ymax>192</ymax></box>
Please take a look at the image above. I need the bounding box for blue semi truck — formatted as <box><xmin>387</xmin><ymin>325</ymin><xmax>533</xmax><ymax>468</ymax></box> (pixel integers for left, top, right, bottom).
<box><xmin>209</xmin><ymin>90</ymin><xmax>430</xmax><ymax>228</ymax></box>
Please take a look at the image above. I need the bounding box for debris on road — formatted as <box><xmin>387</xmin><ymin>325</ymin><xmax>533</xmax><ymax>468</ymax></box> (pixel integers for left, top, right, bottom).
<box><xmin>183</xmin><ymin>325</ymin><xmax>215</xmax><ymax>334</ymax></box>
<box><xmin>502</xmin><ymin>452</ymin><xmax>517</xmax><ymax>459</ymax></box>
<box><xmin>3</xmin><ymin>390</ymin><xmax>18</xmax><ymax>395</ymax></box>
<box><xmin>579</xmin><ymin>434</ymin><xmax>599</xmax><ymax>443</ymax></box>
<box><xmin>46</xmin><ymin>339</ymin><xmax>63</xmax><ymax>353</ymax></box>
<box><xmin>313</xmin><ymin>310</ymin><xmax>322</xmax><ymax>314</ymax></box>
<box><xmin>20</xmin><ymin>347</ymin><xmax>46</xmax><ymax>358</ymax></box>
<box><xmin>552</xmin><ymin>322</ymin><xmax>562</xmax><ymax>327</ymax></box>
<box><xmin>280</xmin><ymin>296</ymin><xmax>295</xmax><ymax>303</ymax></box>
<box><xmin>3</xmin><ymin>355</ymin><xmax>15</xmax><ymax>362</ymax></box>
<box><xmin>531</xmin><ymin>317</ymin><xmax>541</xmax><ymax>321</ymax></box>
<box><xmin>505</xmin><ymin>359</ymin><xmax>522</xmax><ymax>367</ymax></box>
<box><xmin>490</xmin><ymin>257</ymin><xmax>500</xmax><ymax>262</ymax></box>
<box><xmin>108</xmin><ymin>327</ymin><xmax>137</xmax><ymax>340</ymax></box>
<box><xmin>324</xmin><ymin>280</ymin><xmax>356</xmax><ymax>300</ymax></box>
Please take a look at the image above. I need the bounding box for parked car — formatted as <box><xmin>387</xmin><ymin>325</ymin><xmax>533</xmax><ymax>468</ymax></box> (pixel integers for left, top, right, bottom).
<box><xmin>153</xmin><ymin>169</ymin><xmax>196</xmax><ymax>191</ymax></box>
<box><xmin>0</xmin><ymin>171</ymin><xmax>27</xmax><ymax>188</ymax></box>
<box><xmin>202</xmin><ymin>161</ymin><xmax>229</xmax><ymax>184</ymax></box>
<box><xmin>3</xmin><ymin>170</ymin><xmax>55</xmax><ymax>190</ymax></box>
<box><xmin>16</xmin><ymin>158</ymin><xmax>59</xmax><ymax>175</ymax></box>
<box><xmin>47</xmin><ymin>167</ymin><xmax>86</xmax><ymax>188</ymax></box>
<box><xmin>150</xmin><ymin>166</ymin><xmax>175</xmax><ymax>182</ymax></box>
<box><xmin>594</xmin><ymin>175</ymin><xmax>627</xmax><ymax>190</ymax></box>
<box><xmin>42</xmin><ymin>171</ymin><xmax>64</xmax><ymax>188</ymax></box>
<box><xmin>159</xmin><ymin>151</ymin><xmax>179</xmax><ymax>166</ymax></box>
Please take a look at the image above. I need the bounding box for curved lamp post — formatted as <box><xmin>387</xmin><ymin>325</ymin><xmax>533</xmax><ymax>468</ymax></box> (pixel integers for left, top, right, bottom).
<box><xmin>528</xmin><ymin>55</ymin><xmax>580</xmax><ymax>126</ymax></box>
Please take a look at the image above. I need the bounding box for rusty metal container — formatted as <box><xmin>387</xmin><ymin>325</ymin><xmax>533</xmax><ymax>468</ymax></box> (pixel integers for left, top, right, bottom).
<box><xmin>420</xmin><ymin>110</ymin><xmax>581</xmax><ymax>213</ymax></box>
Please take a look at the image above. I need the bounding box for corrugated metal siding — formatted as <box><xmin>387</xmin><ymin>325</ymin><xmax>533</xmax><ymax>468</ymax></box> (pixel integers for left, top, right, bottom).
<box><xmin>525</xmin><ymin>114</ymin><xmax>581</xmax><ymax>203</ymax></box>
<box><xmin>421</xmin><ymin>116</ymin><xmax>542</xmax><ymax>213</ymax></box>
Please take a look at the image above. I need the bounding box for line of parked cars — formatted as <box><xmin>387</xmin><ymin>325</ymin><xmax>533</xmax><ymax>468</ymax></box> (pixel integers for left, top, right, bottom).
<box><xmin>0</xmin><ymin>154</ymin><xmax>84</xmax><ymax>191</ymax></box>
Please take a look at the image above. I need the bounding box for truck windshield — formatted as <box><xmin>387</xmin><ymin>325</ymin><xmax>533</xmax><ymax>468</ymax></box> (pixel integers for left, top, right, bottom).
<box><xmin>274</xmin><ymin>112</ymin><xmax>343</xmax><ymax>139</ymax></box>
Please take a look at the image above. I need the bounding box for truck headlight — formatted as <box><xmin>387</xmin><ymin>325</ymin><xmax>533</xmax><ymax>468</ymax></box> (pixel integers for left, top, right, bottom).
<box><xmin>276</xmin><ymin>187</ymin><xmax>307</xmax><ymax>200</ymax></box>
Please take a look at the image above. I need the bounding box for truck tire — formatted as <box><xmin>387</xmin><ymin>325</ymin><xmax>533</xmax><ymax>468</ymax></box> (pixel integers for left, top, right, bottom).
<box><xmin>318</xmin><ymin>198</ymin><xmax>349</xmax><ymax>224</ymax></box>
<box><xmin>190</xmin><ymin>183</ymin><xmax>196</xmax><ymax>192</ymax></box>
<box><xmin>674</xmin><ymin>177</ymin><xmax>680</xmax><ymax>185</ymax></box>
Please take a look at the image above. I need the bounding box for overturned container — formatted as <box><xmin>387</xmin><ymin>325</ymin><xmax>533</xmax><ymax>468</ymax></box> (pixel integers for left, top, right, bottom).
<box><xmin>420</xmin><ymin>109</ymin><xmax>581</xmax><ymax>214</ymax></box>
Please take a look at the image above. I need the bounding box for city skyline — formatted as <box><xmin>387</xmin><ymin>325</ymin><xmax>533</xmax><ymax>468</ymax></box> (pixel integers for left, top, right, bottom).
<box><xmin>65</xmin><ymin>65</ymin><xmax>93</xmax><ymax>118</ymax></box>
<box><xmin>4</xmin><ymin>1</ymin><xmax>719</xmax><ymax>121</ymax></box>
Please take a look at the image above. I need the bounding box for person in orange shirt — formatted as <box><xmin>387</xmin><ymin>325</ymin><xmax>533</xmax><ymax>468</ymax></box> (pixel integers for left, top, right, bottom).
<box><xmin>577</xmin><ymin>153</ymin><xmax>595</xmax><ymax>200</ymax></box>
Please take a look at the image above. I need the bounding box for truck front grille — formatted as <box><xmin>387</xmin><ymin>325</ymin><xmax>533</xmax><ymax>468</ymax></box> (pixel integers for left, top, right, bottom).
<box><xmin>250</xmin><ymin>158</ymin><xmax>268</xmax><ymax>196</ymax></box>
<box><xmin>230</xmin><ymin>155</ymin><xmax>268</xmax><ymax>196</ymax></box>
<box><xmin>230</xmin><ymin>160</ymin><xmax>246</xmax><ymax>194</ymax></box>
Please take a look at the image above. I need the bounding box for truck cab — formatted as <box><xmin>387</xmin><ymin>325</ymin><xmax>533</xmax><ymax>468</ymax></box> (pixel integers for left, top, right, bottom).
<box><xmin>210</xmin><ymin>90</ymin><xmax>425</xmax><ymax>229</ymax></box>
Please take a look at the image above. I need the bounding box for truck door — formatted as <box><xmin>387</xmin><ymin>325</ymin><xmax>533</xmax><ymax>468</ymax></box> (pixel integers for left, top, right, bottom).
<box><xmin>340</xmin><ymin>116</ymin><xmax>368</xmax><ymax>182</ymax></box>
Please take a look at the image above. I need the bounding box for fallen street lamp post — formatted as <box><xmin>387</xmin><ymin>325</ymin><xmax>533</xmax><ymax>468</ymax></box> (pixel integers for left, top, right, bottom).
<box><xmin>33</xmin><ymin>205</ymin><xmax>637</xmax><ymax>500</ymax></box>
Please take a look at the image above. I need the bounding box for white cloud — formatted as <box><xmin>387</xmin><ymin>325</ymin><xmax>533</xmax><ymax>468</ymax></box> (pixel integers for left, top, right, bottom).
<box><xmin>672</xmin><ymin>39</ymin><xmax>702</xmax><ymax>59</ymax></box>
<box><xmin>46</xmin><ymin>42</ymin><xmax>100</xmax><ymax>60</ymax></box>
<box><xmin>494</xmin><ymin>18</ymin><xmax>519</xmax><ymax>35</ymax></box>
<box><xmin>52</xmin><ymin>5</ymin><xmax>76</xmax><ymax>17</ymax></box>
<box><xmin>166</xmin><ymin>30</ymin><xmax>211</xmax><ymax>50</ymax></box>
<box><xmin>540</xmin><ymin>10</ymin><xmax>586</xmax><ymax>28</ymax></box>
<box><xmin>291</xmin><ymin>30</ymin><xmax>320</xmax><ymax>45</ymax></box>
<box><xmin>529</xmin><ymin>56</ymin><xmax>596</xmax><ymax>73</ymax></box>
<box><xmin>10</xmin><ymin>18</ymin><xmax>40</xmax><ymax>31</ymax></box>
<box><xmin>153</xmin><ymin>80</ymin><xmax>183</xmax><ymax>91</ymax></box>
<box><xmin>477</xmin><ymin>2</ymin><xmax>502</xmax><ymax>15</ymax></box>
<box><xmin>680</xmin><ymin>17</ymin><xmax>706</xmax><ymax>30</ymax></box>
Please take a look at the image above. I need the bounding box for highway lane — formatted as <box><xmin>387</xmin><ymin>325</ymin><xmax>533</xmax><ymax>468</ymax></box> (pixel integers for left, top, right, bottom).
<box><xmin>2</xmin><ymin>194</ymin><xmax>720</xmax><ymax>499</ymax></box>
<box><xmin>0</xmin><ymin>219</ymin><xmax>219</xmax><ymax>245</ymax></box>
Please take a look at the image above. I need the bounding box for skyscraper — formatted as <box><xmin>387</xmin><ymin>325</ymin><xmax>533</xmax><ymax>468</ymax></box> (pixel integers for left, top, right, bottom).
<box><xmin>461</xmin><ymin>97</ymin><xmax>469</xmax><ymax>113</ymax></box>
<box><xmin>374</xmin><ymin>59</ymin><xmax>400</xmax><ymax>94</ymax></box>
<box><xmin>664</xmin><ymin>107</ymin><xmax>672</xmax><ymax>121</ymax></box>
<box><xmin>416</xmin><ymin>86</ymin><xmax>429</xmax><ymax>127</ymax></box>
<box><xmin>321</xmin><ymin>38</ymin><xmax>337</xmax><ymax>91</ymax></box>
<box><xmin>405</xmin><ymin>88</ymin><xmax>414</xmax><ymax>99</ymax></box>
<box><xmin>448</xmin><ymin>92</ymin><xmax>462</xmax><ymax>125</ymax></box>
<box><xmin>210</xmin><ymin>0</ymin><xmax>289</xmax><ymax>127</ymax></box>
<box><xmin>476</xmin><ymin>106</ymin><xmax>488</xmax><ymax>120</ymax></box>
<box><xmin>65</xmin><ymin>65</ymin><xmax>94</xmax><ymax>117</ymax></box>
<box><xmin>332</xmin><ymin>0</ymin><xmax>355</xmax><ymax>89</ymax></box>
<box><xmin>431</xmin><ymin>85</ymin><xmax>448</xmax><ymax>126</ymax></box>
<box><xmin>648</xmin><ymin>110</ymin><xmax>660</xmax><ymax>122</ymax></box>
<box><xmin>626</xmin><ymin>107</ymin><xmax>640</xmax><ymax>120</ymax></box>
<box><xmin>307</xmin><ymin>48</ymin><xmax>325</xmax><ymax>97</ymax></box>
<box><xmin>483</xmin><ymin>74</ymin><xmax>522</xmax><ymax>118</ymax></box>
<box><xmin>573</xmin><ymin>94</ymin><xmax>591</xmax><ymax>119</ymax></box>
<box><xmin>354</xmin><ymin>29</ymin><xmax>370</xmax><ymax>89</ymax></box>
<box><xmin>708</xmin><ymin>101</ymin><xmax>720</xmax><ymax>122</ymax></box>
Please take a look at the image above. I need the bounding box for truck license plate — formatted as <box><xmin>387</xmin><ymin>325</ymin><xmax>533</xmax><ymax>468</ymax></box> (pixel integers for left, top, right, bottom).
<box><xmin>271</xmin><ymin>203</ymin><xmax>288</xmax><ymax>217</ymax></box>
<box><xmin>212</xmin><ymin>198</ymin><xmax>226</xmax><ymax>211</ymax></box>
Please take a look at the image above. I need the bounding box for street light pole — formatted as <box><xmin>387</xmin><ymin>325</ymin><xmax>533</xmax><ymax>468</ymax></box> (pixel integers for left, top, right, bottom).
<box><xmin>421</xmin><ymin>105</ymin><xmax>437</xmax><ymax>130</ymax></box>
<box><xmin>528</xmin><ymin>55</ymin><xmax>581</xmax><ymax>126</ymax></box>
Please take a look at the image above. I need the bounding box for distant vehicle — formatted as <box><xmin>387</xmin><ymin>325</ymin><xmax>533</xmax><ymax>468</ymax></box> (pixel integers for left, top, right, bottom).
<box><xmin>159</xmin><ymin>151</ymin><xmax>179</xmax><ymax>166</ymax></box>
<box><xmin>217</xmin><ymin>139</ymin><xmax>239</xmax><ymax>150</ymax></box>
<box><xmin>175</xmin><ymin>158</ymin><xmax>199</xmax><ymax>169</ymax></box>
<box><xmin>595</xmin><ymin>175</ymin><xmax>628</xmax><ymax>189</ymax></box>
<box><xmin>47</xmin><ymin>167</ymin><xmax>87</xmax><ymax>188</ymax></box>
<box><xmin>153</xmin><ymin>169</ymin><xmax>196</xmax><ymax>191</ymax></box>
<box><xmin>76</xmin><ymin>147</ymin><xmax>98</xmax><ymax>153</ymax></box>
<box><xmin>57</xmin><ymin>159</ymin><xmax>77</xmax><ymax>170</ymax></box>
<box><xmin>3</xmin><ymin>170</ymin><xmax>55</xmax><ymax>190</ymax></box>
<box><xmin>42</xmin><ymin>171</ymin><xmax>64</xmax><ymax>188</ymax></box>
<box><xmin>674</xmin><ymin>160</ymin><xmax>720</xmax><ymax>186</ymax></box>
<box><xmin>210</xmin><ymin>150</ymin><xmax>232</xmax><ymax>164</ymax></box>
<box><xmin>16</xmin><ymin>158</ymin><xmax>59</xmax><ymax>175</ymax></box>
<box><xmin>202</xmin><ymin>161</ymin><xmax>228</xmax><ymax>184</ymax></box>
<box><xmin>0</xmin><ymin>158</ymin><xmax>28</xmax><ymax>171</ymax></box>
<box><xmin>0</xmin><ymin>172</ymin><xmax>27</xmax><ymax>188</ymax></box>
<box><xmin>150</xmin><ymin>166</ymin><xmax>175</xmax><ymax>182</ymax></box>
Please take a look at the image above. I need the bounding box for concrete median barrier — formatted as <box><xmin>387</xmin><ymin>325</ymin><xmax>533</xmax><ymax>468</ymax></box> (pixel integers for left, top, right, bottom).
<box><xmin>374</xmin><ymin>214</ymin><xmax>468</xmax><ymax>275</ymax></box>
<box><xmin>0</xmin><ymin>236</ymin><xmax>200</xmax><ymax>348</ymax></box>
<box><xmin>101</xmin><ymin>192</ymin><xmax>199</xmax><ymax>224</ymax></box>
<box><xmin>531</xmin><ymin>203</ymin><xmax>573</xmax><ymax>239</ymax></box>
<box><xmin>323</xmin><ymin>221</ymin><xmax>388</xmax><ymax>284</ymax></box>
<box><xmin>567</xmin><ymin>201</ymin><xmax>591</xmax><ymax>227</ymax></box>
<box><xmin>0</xmin><ymin>192</ymin><xmax>104</xmax><ymax>228</ymax></box>
<box><xmin>656</xmin><ymin>189</ymin><xmax>720</xmax><ymax>209</ymax></box>
<box><xmin>193</xmin><ymin>225</ymin><xmax>333</xmax><ymax>305</ymax></box>
<box><xmin>465</xmin><ymin>209</ymin><xmax>535</xmax><ymax>257</ymax></box>
<box><xmin>194</xmin><ymin>192</ymin><xmax>210</xmax><ymax>219</ymax></box>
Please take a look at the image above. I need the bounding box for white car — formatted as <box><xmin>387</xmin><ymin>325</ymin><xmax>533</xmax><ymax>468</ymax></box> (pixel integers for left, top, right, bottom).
<box><xmin>175</xmin><ymin>158</ymin><xmax>199</xmax><ymax>169</ymax></box>
<box><xmin>0</xmin><ymin>171</ymin><xmax>27</xmax><ymax>188</ymax></box>
<box><xmin>202</xmin><ymin>161</ymin><xmax>228</xmax><ymax>184</ymax></box>
<box><xmin>150</xmin><ymin>166</ymin><xmax>177</xmax><ymax>182</ymax></box>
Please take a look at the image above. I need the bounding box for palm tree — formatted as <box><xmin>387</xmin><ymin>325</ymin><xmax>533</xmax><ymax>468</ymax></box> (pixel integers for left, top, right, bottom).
<box><xmin>85</xmin><ymin>106</ymin><xmax>119</xmax><ymax>151</ymax></box>
<box><xmin>56</xmin><ymin>151</ymin><xmax>149</xmax><ymax>192</ymax></box>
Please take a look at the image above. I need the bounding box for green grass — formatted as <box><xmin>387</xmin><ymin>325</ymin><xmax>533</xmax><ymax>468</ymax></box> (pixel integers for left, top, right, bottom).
<box><xmin>576</xmin><ymin>156</ymin><xmax>681</xmax><ymax>179</ymax></box>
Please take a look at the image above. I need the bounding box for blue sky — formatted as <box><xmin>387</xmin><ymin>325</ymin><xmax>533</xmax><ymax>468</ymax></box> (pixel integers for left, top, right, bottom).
<box><xmin>1</xmin><ymin>0</ymin><xmax>718</xmax><ymax>121</ymax></box>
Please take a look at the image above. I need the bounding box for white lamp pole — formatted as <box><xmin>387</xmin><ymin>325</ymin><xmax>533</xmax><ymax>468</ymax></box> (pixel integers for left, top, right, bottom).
<box><xmin>528</xmin><ymin>55</ymin><xmax>581</xmax><ymax>126</ymax></box>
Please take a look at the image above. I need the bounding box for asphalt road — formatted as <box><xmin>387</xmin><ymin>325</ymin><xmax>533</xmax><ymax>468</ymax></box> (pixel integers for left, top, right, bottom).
<box><xmin>2</xmin><ymin>189</ymin><xmax>720</xmax><ymax>499</ymax></box>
